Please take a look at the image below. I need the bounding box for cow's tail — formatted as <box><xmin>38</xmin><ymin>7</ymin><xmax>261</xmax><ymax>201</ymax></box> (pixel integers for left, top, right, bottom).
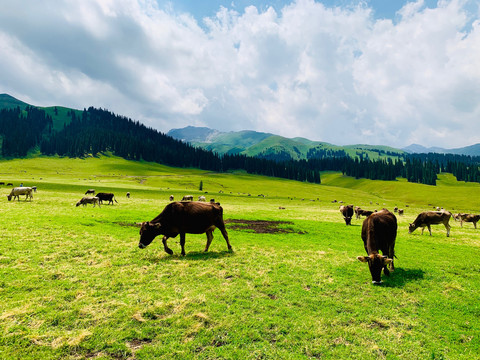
<box><xmin>114</xmin><ymin>196</ymin><xmax>118</xmax><ymax>203</ymax></box>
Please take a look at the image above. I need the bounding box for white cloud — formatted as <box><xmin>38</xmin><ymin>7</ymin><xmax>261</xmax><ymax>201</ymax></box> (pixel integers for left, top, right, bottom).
<box><xmin>0</xmin><ymin>0</ymin><xmax>479</xmax><ymax>148</ymax></box>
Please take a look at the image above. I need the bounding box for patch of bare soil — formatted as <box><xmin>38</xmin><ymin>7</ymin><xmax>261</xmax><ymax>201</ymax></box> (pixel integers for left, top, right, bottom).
<box><xmin>225</xmin><ymin>219</ymin><xmax>306</xmax><ymax>234</ymax></box>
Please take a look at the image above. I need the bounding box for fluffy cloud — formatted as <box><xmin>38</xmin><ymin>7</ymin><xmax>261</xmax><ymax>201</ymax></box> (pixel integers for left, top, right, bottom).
<box><xmin>0</xmin><ymin>0</ymin><xmax>479</xmax><ymax>147</ymax></box>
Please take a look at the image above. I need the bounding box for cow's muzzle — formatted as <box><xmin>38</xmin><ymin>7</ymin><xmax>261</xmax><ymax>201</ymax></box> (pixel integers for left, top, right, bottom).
<box><xmin>372</xmin><ymin>280</ymin><xmax>383</xmax><ymax>285</ymax></box>
<box><xmin>138</xmin><ymin>243</ymin><xmax>146</xmax><ymax>249</ymax></box>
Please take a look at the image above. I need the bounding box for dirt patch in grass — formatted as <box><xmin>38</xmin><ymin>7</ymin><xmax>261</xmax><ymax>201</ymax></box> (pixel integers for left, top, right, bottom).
<box><xmin>226</xmin><ymin>219</ymin><xmax>306</xmax><ymax>234</ymax></box>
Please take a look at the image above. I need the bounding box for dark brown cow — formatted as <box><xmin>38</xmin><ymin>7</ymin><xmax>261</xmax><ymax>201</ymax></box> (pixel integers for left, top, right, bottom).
<box><xmin>356</xmin><ymin>208</ymin><xmax>375</xmax><ymax>218</ymax></box>
<box><xmin>398</xmin><ymin>209</ymin><xmax>404</xmax><ymax>215</ymax></box>
<box><xmin>138</xmin><ymin>201</ymin><xmax>232</xmax><ymax>256</ymax></box>
<box><xmin>339</xmin><ymin>205</ymin><xmax>354</xmax><ymax>225</ymax></box>
<box><xmin>96</xmin><ymin>192</ymin><xmax>118</xmax><ymax>205</ymax></box>
<box><xmin>409</xmin><ymin>211</ymin><xmax>452</xmax><ymax>237</ymax></box>
<box><xmin>453</xmin><ymin>213</ymin><xmax>480</xmax><ymax>229</ymax></box>
<box><xmin>357</xmin><ymin>209</ymin><xmax>397</xmax><ymax>284</ymax></box>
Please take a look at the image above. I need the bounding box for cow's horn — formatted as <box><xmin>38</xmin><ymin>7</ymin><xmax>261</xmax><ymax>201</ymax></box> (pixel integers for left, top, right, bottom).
<box><xmin>357</xmin><ymin>256</ymin><xmax>368</xmax><ymax>262</ymax></box>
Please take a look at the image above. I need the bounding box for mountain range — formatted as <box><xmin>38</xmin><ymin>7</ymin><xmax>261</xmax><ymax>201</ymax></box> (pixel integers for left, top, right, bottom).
<box><xmin>2</xmin><ymin>93</ymin><xmax>480</xmax><ymax>159</ymax></box>
<box><xmin>168</xmin><ymin>126</ymin><xmax>480</xmax><ymax>160</ymax></box>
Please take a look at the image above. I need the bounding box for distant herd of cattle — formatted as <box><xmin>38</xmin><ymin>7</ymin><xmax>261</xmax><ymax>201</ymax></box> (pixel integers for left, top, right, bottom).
<box><xmin>3</xmin><ymin>182</ymin><xmax>477</xmax><ymax>284</ymax></box>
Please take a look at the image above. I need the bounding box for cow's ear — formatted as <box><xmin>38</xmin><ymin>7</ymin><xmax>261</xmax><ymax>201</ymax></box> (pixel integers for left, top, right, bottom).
<box><xmin>384</xmin><ymin>258</ymin><xmax>393</xmax><ymax>264</ymax></box>
<box><xmin>357</xmin><ymin>256</ymin><xmax>369</xmax><ymax>262</ymax></box>
<box><xmin>148</xmin><ymin>222</ymin><xmax>161</xmax><ymax>229</ymax></box>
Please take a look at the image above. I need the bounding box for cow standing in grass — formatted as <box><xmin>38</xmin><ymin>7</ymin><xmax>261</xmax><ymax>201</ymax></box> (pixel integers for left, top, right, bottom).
<box><xmin>409</xmin><ymin>211</ymin><xmax>452</xmax><ymax>237</ymax></box>
<box><xmin>7</xmin><ymin>187</ymin><xmax>33</xmax><ymax>201</ymax></box>
<box><xmin>453</xmin><ymin>213</ymin><xmax>480</xmax><ymax>229</ymax></box>
<box><xmin>76</xmin><ymin>196</ymin><xmax>100</xmax><ymax>207</ymax></box>
<box><xmin>339</xmin><ymin>205</ymin><xmax>354</xmax><ymax>225</ymax></box>
<box><xmin>138</xmin><ymin>201</ymin><xmax>232</xmax><ymax>256</ymax></box>
<box><xmin>357</xmin><ymin>209</ymin><xmax>397</xmax><ymax>284</ymax></box>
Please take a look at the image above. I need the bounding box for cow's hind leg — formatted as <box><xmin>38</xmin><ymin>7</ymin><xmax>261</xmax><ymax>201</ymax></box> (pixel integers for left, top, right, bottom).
<box><xmin>445</xmin><ymin>222</ymin><xmax>451</xmax><ymax>237</ymax></box>
<box><xmin>217</xmin><ymin>224</ymin><xmax>233</xmax><ymax>251</ymax></box>
<box><xmin>427</xmin><ymin>225</ymin><xmax>432</xmax><ymax>236</ymax></box>
<box><xmin>180</xmin><ymin>233</ymin><xmax>186</xmax><ymax>256</ymax></box>
<box><xmin>204</xmin><ymin>230</ymin><xmax>214</xmax><ymax>252</ymax></box>
<box><xmin>162</xmin><ymin>236</ymin><xmax>174</xmax><ymax>255</ymax></box>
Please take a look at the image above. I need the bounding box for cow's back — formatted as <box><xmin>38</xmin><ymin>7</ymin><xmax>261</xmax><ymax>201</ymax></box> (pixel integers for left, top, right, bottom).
<box><xmin>362</xmin><ymin>210</ymin><xmax>397</xmax><ymax>253</ymax></box>
<box><xmin>154</xmin><ymin>201</ymin><xmax>224</xmax><ymax>234</ymax></box>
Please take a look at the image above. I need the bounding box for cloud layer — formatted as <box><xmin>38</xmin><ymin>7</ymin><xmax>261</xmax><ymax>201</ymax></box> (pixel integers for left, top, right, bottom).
<box><xmin>0</xmin><ymin>0</ymin><xmax>479</xmax><ymax>147</ymax></box>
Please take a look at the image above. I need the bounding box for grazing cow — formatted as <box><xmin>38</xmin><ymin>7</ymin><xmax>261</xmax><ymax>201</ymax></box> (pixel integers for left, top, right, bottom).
<box><xmin>32</xmin><ymin>186</ymin><xmax>37</xmax><ymax>193</ymax></box>
<box><xmin>138</xmin><ymin>201</ymin><xmax>232</xmax><ymax>256</ymax></box>
<box><xmin>85</xmin><ymin>189</ymin><xmax>95</xmax><ymax>195</ymax></box>
<box><xmin>96</xmin><ymin>192</ymin><xmax>118</xmax><ymax>205</ymax></box>
<box><xmin>76</xmin><ymin>196</ymin><xmax>100</xmax><ymax>207</ymax></box>
<box><xmin>356</xmin><ymin>208</ymin><xmax>375</xmax><ymax>219</ymax></box>
<box><xmin>357</xmin><ymin>209</ymin><xmax>397</xmax><ymax>284</ymax></box>
<box><xmin>453</xmin><ymin>213</ymin><xmax>480</xmax><ymax>229</ymax></box>
<box><xmin>393</xmin><ymin>206</ymin><xmax>398</xmax><ymax>213</ymax></box>
<box><xmin>169</xmin><ymin>195</ymin><xmax>174</xmax><ymax>201</ymax></box>
<box><xmin>126</xmin><ymin>192</ymin><xmax>130</xmax><ymax>198</ymax></box>
<box><xmin>7</xmin><ymin>183</ymin><xmax>13</xmax><ymax>186</ymax></box>
<box><xmin>0</xmin><ymin>182</ymin><xmax>4</xmax><ymax>185</ymax></box>
<box><xmin>182</xmin><ymin>195</ymin><xmax>193</xmax><ymax>201</ymax></box>
<box><xmin>398</xmin><ymin>209</ymin><xmax>404</xmax><ymax>215</ymax></box>
<box><xmin>409</xmin><ymin>211</ymin><xmax>452</xmax><ymax>237</ymax></box>
<box><xmin>7</xmin><ymin>187</ymin><xmax>33</xmax><ymax>201</ymax></box>
<box><xmin>354</xmin><ymin>206</ymin><xmax>361</xmax><ymax>219</ymax></box>
<box><xmin>339</xmin><ymin>205</ymin><xmax>354</xmax><ymax>225</ymax></box>
<box><xmin>198</xmin><ymin>195</ymin><xmax>206</xmax><ymax>202</ymax></box>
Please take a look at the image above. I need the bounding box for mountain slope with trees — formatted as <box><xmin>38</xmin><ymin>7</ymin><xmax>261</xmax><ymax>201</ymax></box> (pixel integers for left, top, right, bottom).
<box><xmin>2</xmin><ymin>93</ymin><xmax>480</xmax><ymax>187</ymax></box>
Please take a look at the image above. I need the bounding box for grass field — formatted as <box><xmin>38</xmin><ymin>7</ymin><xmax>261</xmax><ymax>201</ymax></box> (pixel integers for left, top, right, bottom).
<box><xmin>0</xmin><ymin>155</ymin><xmax>479</xmax><ymax>359</ymax></box>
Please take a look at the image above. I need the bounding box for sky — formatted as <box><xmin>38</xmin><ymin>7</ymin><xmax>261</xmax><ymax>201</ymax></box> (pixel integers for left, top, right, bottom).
<box><xmin>1</xmin><ymin>0</ymin><xmax>480</xmax><ymax>149</ymax></box>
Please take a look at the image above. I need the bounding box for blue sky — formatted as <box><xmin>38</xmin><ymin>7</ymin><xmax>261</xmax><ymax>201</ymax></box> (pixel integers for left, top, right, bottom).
<box><xmin>1</xmin><ymin>1</ymin><xmax>480</xmax><ymax>148</ymax></box>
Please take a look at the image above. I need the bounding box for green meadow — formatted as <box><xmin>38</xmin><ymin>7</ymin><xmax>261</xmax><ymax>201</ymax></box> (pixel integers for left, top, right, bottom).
<box><xmin>0</xmin><ymin>156</ymin><xmax>479</xmax><ymax>359</ymax></box>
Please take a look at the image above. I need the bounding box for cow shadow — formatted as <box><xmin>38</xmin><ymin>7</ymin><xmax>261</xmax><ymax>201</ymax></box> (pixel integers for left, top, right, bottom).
<box><xmin>143</xmin><ymin>250</ymin><xmax>234</xmax><ymax>263</ymax></box>
<box><xmin>383</xmin><ymin>268</ymin><xmax>425</xmax><ymax>288</ymax></box>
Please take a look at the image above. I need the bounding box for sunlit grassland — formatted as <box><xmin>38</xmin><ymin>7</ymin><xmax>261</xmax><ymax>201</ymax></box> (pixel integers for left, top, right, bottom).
<box><xmin>0</xmin><ymin>156</ymin><xmax>479</xmax><ymax>359</ymax></box>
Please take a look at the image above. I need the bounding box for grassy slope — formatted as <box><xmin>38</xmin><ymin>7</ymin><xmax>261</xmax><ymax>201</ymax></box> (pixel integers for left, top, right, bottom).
<box><xmin>0</xmin><ymin>156</ymin><xmax>479</xmax><ymax>359</ymax></box>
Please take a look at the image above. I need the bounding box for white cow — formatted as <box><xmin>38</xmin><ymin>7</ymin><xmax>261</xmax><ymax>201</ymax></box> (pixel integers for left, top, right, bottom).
<box><xmin>7</xmin><ymin>187</ymin><xmax>33</xmax><ymax>201</ymax></box>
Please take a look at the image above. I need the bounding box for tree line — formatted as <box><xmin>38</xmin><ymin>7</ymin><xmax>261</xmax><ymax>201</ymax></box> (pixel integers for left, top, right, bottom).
<box><xmin>1</xmin><ymin>106</ymin><xmax>480</xmax><ymax>186</ymax></box>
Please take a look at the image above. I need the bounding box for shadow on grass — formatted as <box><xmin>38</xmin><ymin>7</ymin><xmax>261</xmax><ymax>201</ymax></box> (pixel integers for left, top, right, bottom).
<box><xmin>383</xmin><ymin>268</ymin><xmax>425</xmax><ymax>288</ymax></box>
<box><xmin>143</xmin><ymin>250</ymin><xmax>235</xmax><ymax>263</ymax></box>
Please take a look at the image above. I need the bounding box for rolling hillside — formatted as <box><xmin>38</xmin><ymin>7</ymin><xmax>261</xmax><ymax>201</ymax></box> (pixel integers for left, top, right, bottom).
<box><xmin>167</xmin><ymin>126</ymin><xmax>407</xmax><ymax>161</ymax></box>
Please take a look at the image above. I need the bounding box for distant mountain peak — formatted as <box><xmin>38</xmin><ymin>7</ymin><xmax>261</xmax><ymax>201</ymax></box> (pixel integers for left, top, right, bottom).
<box><xmin>0</xmin><ymin>93</ymin><xmax>29</xmax><ymax>110</ymax></box>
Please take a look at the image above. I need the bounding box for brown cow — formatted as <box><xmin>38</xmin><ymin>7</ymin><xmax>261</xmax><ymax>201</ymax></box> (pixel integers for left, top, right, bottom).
<box><xmin>76</xmin><ymin>196</ymin><xmax>100</xmax><ymax>207</ymax></box>
<box><xmin>138</xmin><ymin>201</ymin><xmax>232</xmax><ymax>256</ymax></box>
<box><xmin>357</xmin><ymin>209</ymin><xmax>397</xmax><ymax>284</ymax></box>
<box><xmin>356</xmin><ymin>208</ymin><xmax>375</xmax><ymax>218</ymax></box>
<box><xmin>453</xmin><ymin>213</ymin><xmax>480</xmax><ymax>229</ymax></box>
<box><xmin>409</xmin><ymin>211</ymin><xmax>452</xmax><ymax>237</ymax></box>
<box><xmin>339</xmin><ymin>205</ymin><xmax>354</xmax><ymax>225</ymax></box>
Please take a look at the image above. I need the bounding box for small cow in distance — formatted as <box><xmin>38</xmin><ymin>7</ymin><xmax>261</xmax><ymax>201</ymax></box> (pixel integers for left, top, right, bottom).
<box><xmin>96</xmin><ymin>192</ymin><xmax>118</xmax><ymax>205</ymax></box>
<box><xmin>409</xmin><ymin>211</ymin><xmax>452</xmax><ymax>237</ymax></box>
<box><xmin>339</xmin><ymin>205</ymin><xmax>354</xmax><ymax>225</ymax></box>
<box><xmin>398</xmin><ymin>209</ymin><xmax>404</xmax><ymax>215</ymax></box>
<box><xmin>138</xmin><ymin>201</ymin><xmax>233</xmax><ymax>256</ymax></box>
<box><xmin>357</xmin><ymin>209</ymin><xmax>397</xmax><ymax>284</ymax></box>
<box><xmin>76</xmin><ymin>196</ymin><xmax>100</xmax><ymax>207</ymax></box>
<box><xmin>453</xmin><ymin>213</ymin><xmax>480</xmax><ymax>229</ymax></box>
<box><xmin>85</xmin><ymin>189</ymin><xmax>95</xmax><ymax>195</ymax></box>
<box><xmin>182</xmin><ymin>195</ymin><xmax>193</xmax><ymax>201</ymax></box>
<box><xmin>126</xmin><ymin>192</ymin><xmax>130</xmax><ymax>198</ymax></box>
<box><xmin>169</xmin><ymin>195</ymin><xmax>174</xmax><ymax>201</ymax></box>
<box><xmin>198</xmin><ymin>195</ymin><xmax>206</xmax><ymax>202</ymax></box>
<box><xmin>7</xmin><ymin>187</ymin><xmax>33</xmax><ymax>201</ymax></box>
<box><xmin>355</xmin><ymin>207</ymin><xmax>375</xmax><ymax>219</ymax></box>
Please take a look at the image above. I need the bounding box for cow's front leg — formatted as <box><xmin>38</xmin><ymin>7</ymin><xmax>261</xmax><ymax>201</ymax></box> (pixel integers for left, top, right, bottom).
<box><xmin>180</xmin><ymin>233</ymin><xmax>186</xmax><ymax>256</ymax></box>
<box><xmin>204</xmin><ymin>230</ymin><xmax>214</xmax><ymax>252</ymax></box>
<box><xmin>162</xmin><ymin>236</ymin><xmax>173</xmax><ymax>255</ymax></box>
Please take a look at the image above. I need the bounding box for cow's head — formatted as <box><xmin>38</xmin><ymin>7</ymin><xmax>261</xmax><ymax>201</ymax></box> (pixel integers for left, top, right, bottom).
<box><xmin>408</xmin><ymin>223</ymin><xmax>416</xmax><ymax>233</ymax></box>
<box><xmin>138</xmin><ymin>222</ymin><xmax>162</xmax><ymax>249</ymax></box>
<box><xmin>344</xmin><ymin>216</ymin><xmax>352</xmax><ymax>225</ymax></box>
<box><xmin>357</xmin><ymin>254</ymin><xmax>393</xmax><ymax>284</ymax></box>
<box><xmin>7</xmin><ymin>195</ymin><xmax>12</xmax><ymax>201</ymax></box>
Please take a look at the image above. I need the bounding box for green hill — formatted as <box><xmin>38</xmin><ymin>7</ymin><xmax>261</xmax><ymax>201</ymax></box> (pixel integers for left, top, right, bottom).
<box><xmin>168</xmin><ymin>126</ymin><xmax>406</xmax><ymax>161</ymax></box>
<box><xmin>0</xmin><ymin>93</ymin><xmax>29</xmax><ymax>110</ymax></box>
